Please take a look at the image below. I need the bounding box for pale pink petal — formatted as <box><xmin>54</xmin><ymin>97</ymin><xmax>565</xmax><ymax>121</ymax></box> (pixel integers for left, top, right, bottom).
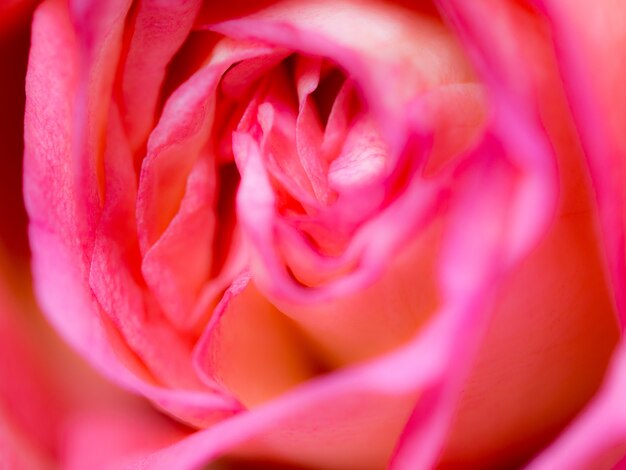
<box><xmin>61</xmin><ymin>407</ymin><xmax>189</xmax><ymax>470</ymax></box>
<box><xmin>89</xmin><ymin>101</ymin><xmax>203</xmax><ymax>390</ymax></box>
<box><xmin>294</xmin><ymin>56</ymin><xmax>331</xmax><ymax>203</ymax></box>
<box><xmin>320</xmin><ymin>77</ymin><xmax>353</xmax><ymax>162</ymax></box>
<box><xmin>391</xmin><ymin>136</ymin><xmax>543</xmax><ymax>468</ymax></box>
<box><xmin>24</xmin><ymin>0</ymin><xmax>93</xmax><ymax>372</ymax></box>
<box><xmin>422</xmin><ymin>83</ymin><xmax>487</xmax><ymax>175</ymax></box>
<box><xmin>438</xmin><ymin>150</ymin><xmax>618</xmax><ymax>467</ymax></box>
<box><xmin>135</xmin><ymin>40</ymin><xmax>276</xmax><ymax>336</ymax></box>
<box><xmin>256</xmin><ymin>84</ymin><xmax>317</xmax><ymax>206</ymax></box>
<box><xmin>271</xmin><ymin>214</ymin><xmax>443</xmax><ymax>367</ymax></box>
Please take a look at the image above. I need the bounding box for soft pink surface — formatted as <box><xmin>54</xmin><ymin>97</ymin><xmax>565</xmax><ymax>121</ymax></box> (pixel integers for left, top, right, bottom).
<box><xmin>532</xmin><ymin>0</ymin><xmax>626</xmax><ymax>324</ymax></box>
<box><xmin>0</xmin><ymin>274</ymin><xmax>58</xmax><ymax>469</ymax></box>
<box><xmin>430</xmin><ymin>1</ymin><xmax>621</xmax><ymax>467</ymax></box>
<box><xmin>525</xmin><ymin>0</ymin><xmax>626</xmax><ymax>467</ymax></box>
<box><xmin>21</xmin><ymin>0</ymin><xmax>626</xmax><ymax>469</ymax></box>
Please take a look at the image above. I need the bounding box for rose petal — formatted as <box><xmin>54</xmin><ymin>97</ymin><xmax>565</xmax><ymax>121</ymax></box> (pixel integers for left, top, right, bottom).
<box><xmin>0</xmin><ymin>406</ymin><xmax>52</xmax><ymax>470</ymax></box>
<box><xmin>136</xmin><ymin>39</ymin><xmax>276</xmax><ymax>253</ymax></box>
<box><xmin>528</xmin><ymin>340</ymin><xmax>626</xmax><ymax>469</ymax></box>
<box><xmin>394</xmin><ymin>2</ymin><xmax>617</xmax><ymax>467</ymax></box>
<box><xmin>530</xmin><ymin>0</ymin><xmax>626</xmax><ymax>324</ymax></box>
<box><xmin>25</xmin><ymin>0</ymin><xmax>241</xmax><ymax>427</ymax></box>
<box><xmin>117</xmin><ymin>310</ymin><xmax>455</xmax><ymax>469</ymax></box>
<box><xmin>0</xmin><ymin>269</ymin><xmax>63</xmax><ymax>459</ymax></box>
<box><xmin>68</xmin><ymin>0</ymin><xmax>132</xmax><ymax>238</ymax></box>
<box><xmin>193</xmin><ymin>273</ymin><xmax>320</xmax><ymax>408</ymax></box>
<box><xmin>119</xmin><ymin>0</ymin><xmax>202</xmax><ymax>153</ymax></box>
<box><xmin>141</xmin><ymin>148</ymin><xmax>217</xmax><ymax>331</ymax></box>
<box><xmin>61</xmin><ymin>407</ymin><xmax>188</xmax><ymax>470</ymax></box>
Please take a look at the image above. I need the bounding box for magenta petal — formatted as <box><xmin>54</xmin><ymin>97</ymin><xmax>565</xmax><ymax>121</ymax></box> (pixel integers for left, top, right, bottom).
<box><xmin>391</xmin><ymin>138</ymin><xmax>520</xmax><ymax>469</ymax></box>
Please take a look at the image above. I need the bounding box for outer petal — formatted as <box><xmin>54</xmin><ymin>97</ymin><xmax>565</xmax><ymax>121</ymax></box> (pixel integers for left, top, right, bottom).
<box><xmin>24</xmin><ymin>0</ymin><xmax>239</xmax><ymax>425</ymax></box>
<box><xmin>530</xmin><ymin>0</ymin><xmax>626</xmax><ymax>325</ymax></box>
<box><xmin>61</xmin><ymin>407</ymin><xmax>188</xmax><ymax>470</ymax></box>
<box><xmin>519</xmin><ymin>1</ymin><xmax>626</xmax><ymax>467</ymax></box>
<box><xmin>0</xmin><ymin>270</ymin><xmax>60</xmax><ymax>467</ymax></box>
<box><xmin>393</xmin><ymin>0</ymin><xmax>619</xmax><ymax>467</ymax></box>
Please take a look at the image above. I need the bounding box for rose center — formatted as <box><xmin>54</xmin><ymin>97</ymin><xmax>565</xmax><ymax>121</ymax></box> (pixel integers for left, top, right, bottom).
<box><xmin>216</xmin><ymin>53</ymin><xmax>390</xmax><ymax>259</ymax></box>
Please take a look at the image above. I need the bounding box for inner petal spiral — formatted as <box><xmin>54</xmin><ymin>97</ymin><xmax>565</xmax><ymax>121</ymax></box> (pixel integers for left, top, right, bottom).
<box><xmin>219</xmin><ymin>53</ymin><xmax>391</xmax><ymax>276</ymax></box>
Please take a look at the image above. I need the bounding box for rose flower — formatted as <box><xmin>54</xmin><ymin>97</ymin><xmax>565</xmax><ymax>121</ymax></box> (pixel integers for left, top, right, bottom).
<box><xmin>21</xmin><ymin>0</ymin><xmax>626</xmax><ymax>468</ymax></box>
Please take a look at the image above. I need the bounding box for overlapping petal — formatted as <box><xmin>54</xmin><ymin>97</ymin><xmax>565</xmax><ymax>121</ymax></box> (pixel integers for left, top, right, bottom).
<box><xmin>22</xmin><ymin>0</ymin><xmax>626</xmax><ymax>469</ymax></box>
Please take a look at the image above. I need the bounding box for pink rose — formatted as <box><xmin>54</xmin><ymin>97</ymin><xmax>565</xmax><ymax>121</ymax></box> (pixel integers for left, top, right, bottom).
<box><xmin>21</xmin><ymin>0</ymin><xmax>626</xmax><ymax>468</ymax></box>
